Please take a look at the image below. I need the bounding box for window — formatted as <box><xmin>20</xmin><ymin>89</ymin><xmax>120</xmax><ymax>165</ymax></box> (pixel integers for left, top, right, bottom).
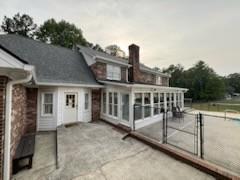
<box><xmin>171</xmin><ymin>93</ymin><xmax>175</xmax><ymax>109</ymax></box>
<box><xmin>103</xmin><ymin>92</ymin><xmax>106</xmax><ymax>113</ymax></box>
<box><xmin>107</xmin><ymin>64</ymin><xmax>121</xmax><ymax>80</ymax></box>
<box><xmin>153</xmin><ymin>93</ymin><xmax>160</xmax><ymax>115</ymax></box>
<box><xmin>144</xmin><ymin>93</ymin><xmax>151</xmax><ymax>118</ymax></box>
<box><xmin>84</xmin><ymin>93</ymin><xmax>89</xmax><ymax>110</ymax></box>
<box><xmin>107</xmin><ymin>92</ymin><xmax>118</xmax><ymax>117</ymax></box>
<box><xmin>42</xmin><ymin>93</ymin><xmax>53</xmax><ymax>116</ymax></box>
<box><xmin>166</xmin><ymin>93</ymin><xmax>170</xmax><ymax>111</ymax></box>
<box><xmin>114</xmin><ymin>92</ymin><xmax>118</xmax><ymax>117</ymax></box>
<box><xmin>109</xmin><ymin>92</ymin><xmax>113</xmax><ymax>115</ymax></box>
<box><xmin>160</xmin><ymin>93</ymin><xmax>164</xmax><ymax>111</ymax></box>
<box><xmin>156</xmin><ymin>76</ymin><xmax>162</xmax><ymax>85</ymax></box>
<box><xmin>134</xmin><ymin>93</ymin><xmax>142</xmax><ymax>120</ymax></box>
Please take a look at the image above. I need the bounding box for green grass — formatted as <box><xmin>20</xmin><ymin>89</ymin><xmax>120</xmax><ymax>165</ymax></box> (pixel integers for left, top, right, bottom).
<box><xmin>192</xmin><ymin>101</ymin><xmax>240</xmax><ymax>112</ymax></box>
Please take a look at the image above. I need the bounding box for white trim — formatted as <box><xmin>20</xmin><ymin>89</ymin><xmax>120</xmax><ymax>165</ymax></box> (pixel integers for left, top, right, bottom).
<box><xmin>41</xmin><ymin>92</ymin><xmax>54</xmax><ymax>117</ymax></box>
<box><xmin>36</xmin><ymin>82</ymin><xmax>104</xmax><ymax>88</ymax></box>
<box><xmin>99</xmin><ymin>80</ymin><xmax>188</xmax><ymax>92</ymax></box>
<box><xmin>140</xmin><ymin>66</ymin><xmax>171</xmax><ymax>77</ymax></box>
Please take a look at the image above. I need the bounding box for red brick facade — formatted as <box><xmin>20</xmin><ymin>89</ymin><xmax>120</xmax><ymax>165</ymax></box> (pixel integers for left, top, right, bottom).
<box><xmin>129</xmin><ymin>44</ymin><xmax>141</xmax><ymax>82</ymax></box>
<box><xmin>11</xmin><ymin>85</ymin><xmax>27</xmax><ymax>162</ymax></box>
<box><xmin>0</xmin><ymin>76</ymin><xmax>8</xmax><ymax>179</ymax></box>
<box><xmin>91</xmin><ymin>62</ymin><xmax>106</xmax><ymax>80</ymax></box>
<box><xmin>26</xmin><ymin>88</ymin><xmax>38</xmax><ymax>133</ymax></box>
<box><xmin>139</xmin><ymin>71</ymin><xmax>156</xmax><ymax>84</ymax></box>
<box><xmin>91</xmin><ymin>89</ymin><xmax>101</xmax><ymax>121</ymax></box>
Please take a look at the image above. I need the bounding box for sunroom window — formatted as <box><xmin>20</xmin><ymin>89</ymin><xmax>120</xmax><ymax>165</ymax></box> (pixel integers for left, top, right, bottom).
<box><xmin>103</xmin><ymin>92</ymin><xmax>106</xmax><ymax>113</ymax></box>
<box><xmin>144</xmin><ymin>93</ymin><xmax>151</xmax><ymax>118</ymax></box>
<box><xmin>153</xmin><ymin>93</ymin><xmax>160</xmax><ymax>115</ymax></box>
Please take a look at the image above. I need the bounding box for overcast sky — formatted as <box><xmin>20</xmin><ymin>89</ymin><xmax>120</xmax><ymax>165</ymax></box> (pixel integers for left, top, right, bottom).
<box><xmin>1</xmin><ymin>0</ymin><xmax>239</xmax><ymax>75</ymax></box>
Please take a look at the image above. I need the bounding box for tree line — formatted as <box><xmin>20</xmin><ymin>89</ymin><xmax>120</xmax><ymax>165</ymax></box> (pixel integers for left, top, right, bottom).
<box><xmin>1</xmin><ymin>13</ymin><xmax>104</xmax><ymax>51</ymax></box>
<box><xmin>1</xmin><ymin>13</ymin><xmax>239</xmax><ymax>102</ymax></box>
<box><xmin>162</xmin><ymin>61</ymin><xmax>240</xmax><ymax>102</ymax></box>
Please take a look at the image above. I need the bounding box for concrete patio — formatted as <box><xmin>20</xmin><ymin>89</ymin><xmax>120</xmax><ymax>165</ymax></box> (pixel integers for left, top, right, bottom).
<box><xmin>13</xmin><ymin>121</ymin><xmax>214</xmax><ymax>180</ymax></box>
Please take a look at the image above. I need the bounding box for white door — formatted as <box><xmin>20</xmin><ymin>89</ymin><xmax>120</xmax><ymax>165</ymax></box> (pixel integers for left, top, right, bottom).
<box><xmin>63</xmin><ymin>92</ymin><xmax>78</xmax><ymax>124</ymax></box>
<box><xmin>120</xmin><ymin>93</ymin><xmax>129</xmax><ymax>123</ymax></box>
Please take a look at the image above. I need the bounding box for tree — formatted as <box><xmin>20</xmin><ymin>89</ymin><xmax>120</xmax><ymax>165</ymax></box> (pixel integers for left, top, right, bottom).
<box><xmin>35</xmin><ymin>19</ymin><xmax>88</xmax><ymax>48</ymax></box>
<box><xmin>163</xmin><ymin>61</ymin><xmax>226</xmax><ymax>101</ymax></box>
<box><xmin>1</xmin><ymin>13</ymin><xmax>37</xmax><ymax>38</ymax></box>
<box><xmin>225</xmin><ymin>73</ymin><xmax>240</xmax><ymax>94</ymax></box>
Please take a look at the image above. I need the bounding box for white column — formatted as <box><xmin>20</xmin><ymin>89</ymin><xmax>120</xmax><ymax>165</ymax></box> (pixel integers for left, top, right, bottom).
<box><xmin>164</xmin><ymin>92</ymin><xmax>167</xmax><ymax>112</ymax></box>
<box><xmin>106</xmin><ymin>89</ymin><xmax>109</xmax><ymax>115</ymax></box>
<box><xmin>129</xmin><ymin>89</ymin><xmax>134</xmax><ymax>130</ymax></box>
<box><xmin>150</xmin><ymin>92</ymin><xmax>154</xmax><ymax>117</ymax></box>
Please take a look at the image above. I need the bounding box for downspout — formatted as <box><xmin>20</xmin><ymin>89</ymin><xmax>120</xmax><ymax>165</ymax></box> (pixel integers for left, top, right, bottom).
<box><xmin>3</xmin><ymin>72</ymin><xmax>32</xmax><ymax>180</ymax></box>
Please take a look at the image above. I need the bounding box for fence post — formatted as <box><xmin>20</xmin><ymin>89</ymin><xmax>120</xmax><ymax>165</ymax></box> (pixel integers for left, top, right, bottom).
<box><xmin>133</xmin><ymin>104</ymin><xmax>136</xmax><ymax>131</ymax></box>
<box><xmin>199</xmin><ymin>113</ymin><xmax>204</xmax><ymax>159</ymax></box>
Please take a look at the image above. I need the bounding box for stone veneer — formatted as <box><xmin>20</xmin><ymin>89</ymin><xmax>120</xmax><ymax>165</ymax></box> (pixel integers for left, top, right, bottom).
<box><xmin>0</xmin><ymin>76</ymin><xmax>8</xmax><ymax>179</ymax></box>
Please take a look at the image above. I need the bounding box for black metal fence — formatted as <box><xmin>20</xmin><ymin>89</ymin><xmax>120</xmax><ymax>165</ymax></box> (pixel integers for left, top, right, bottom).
<box><xmin>133</xmin><ymin>104</ymin><xmax>240</xmax><ymax>175</ymax></box>
<box><xmin>133</xmin><ymin>104</ymin><xmax>204</xmax><ymax>157</ymax></box>
<box><xmin>202</xmin><ymin>114</ymin><xmax>240</xmax><ymax>175</ymax></box>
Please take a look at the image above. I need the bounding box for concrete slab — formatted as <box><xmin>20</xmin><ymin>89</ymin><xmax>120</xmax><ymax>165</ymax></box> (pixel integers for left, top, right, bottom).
<box><xmin>12</xmin><ymin>132</ymin><xmax>56</xmax><ymax>180</ymax></box>
<box><xmin>51</xmin><ymin>122</ymin><xmax>213</xmax><ymax>180</ymax></box>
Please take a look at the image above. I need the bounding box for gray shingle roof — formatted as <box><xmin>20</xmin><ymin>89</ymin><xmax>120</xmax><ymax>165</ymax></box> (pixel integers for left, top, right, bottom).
<box><xmin>77</xmin><ymin>45</ymin><xmax>129</xmax><ymax>63</ymax></box>
<box><xmin>0</xmin><ymin>34</ymin><xmax>99</xmax><ymax>85</ymax></box>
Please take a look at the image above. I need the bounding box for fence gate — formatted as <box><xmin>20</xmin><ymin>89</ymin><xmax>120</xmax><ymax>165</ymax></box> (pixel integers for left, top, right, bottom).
<box><xmin>162</xmin><ymin>112</ymin><xmax>204</xmax><ymax>158</ymax></box>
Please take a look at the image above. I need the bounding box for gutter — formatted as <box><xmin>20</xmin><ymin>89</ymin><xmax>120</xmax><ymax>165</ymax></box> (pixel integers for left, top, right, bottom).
<box><xmin>3</xmin><ymin>69</ymin><xmax>32</xmax><ymax>180</ymax></box>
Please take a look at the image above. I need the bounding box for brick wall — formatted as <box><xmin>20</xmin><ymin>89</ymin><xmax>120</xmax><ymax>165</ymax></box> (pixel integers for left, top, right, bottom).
<box><xmin>92</xmin><ymin>89</ymin><xmax>101</xmax><ymax>121</ymax></box>
<box><xmin>139</xmin><ymin>71</ymin><xmax>156</xmax><ymax>84</ymax></box>
<box><xmin>90</xmin><ymin>62</ymin><xmax>106</xmax><ymax>80</ymax></box>
<box><xmin>0</xmin><ymin>76</ymin><xmax>8</xmax><ymax>179</ymax></box>
<box><xmin>11</xmin><ymin>85</ymin><xmax>27</xmax><ymax>162</ymax></box>
<box><xmin>26</xmin><ymin>88</ymin><xmax>38</xmax><ymax>133</ymax></box>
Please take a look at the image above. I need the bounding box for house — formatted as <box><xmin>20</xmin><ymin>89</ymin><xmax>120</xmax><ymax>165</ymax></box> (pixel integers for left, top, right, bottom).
<box><xmin>0</xmin><ymin>34</ymin><xmax>187</xmax><ymax>180</ymax></box>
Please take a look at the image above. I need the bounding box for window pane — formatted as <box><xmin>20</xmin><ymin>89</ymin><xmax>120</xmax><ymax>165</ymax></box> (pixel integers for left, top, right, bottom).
<box><xmin>154</xmin><ymin>103</ymin><xmax>159</xmax><ymax>115</ymax></box>
<box><xmin>109</xmin><ymin>104</ymin><xmax>112</xmax><ymax>115</ymax></box>
<box><xmin>153</xmin><ymin>93</ymin><xmax>159</xmax><ymax>103</ymax></box>
<box><xmin>114</xmin><ymin>105</ymin><xmax>118</xmax><ymax>117</ymax></box>
<box><xmin>144</xmin><ymin>106</ymin><xmax>151</xmax><ymax>118</ymax></box>
<box><xmin>134</xmin><ymin>106</ymin><xmax>142</xmax><ymax>120</ymax></box>
<box><xmin>144</xmin><ymin>93</ymin><xmax>150</xmax><ymax>105</ymax></box>
<box><xmin>160</xmin><ymin>93</ymin><xmax>164</xmax><ymax>102</ymax></box>
<box><xmin>109</xmin><ymin>92</ymin><xmax>112</xmax><ymax>103</ymax></box>
<box><xmin>103</xmin><ymin>92</ymin><xmax>106</xmax><ymax>113</ymax></box>
<box><xmin>85</xmin><ymin>93</ymin><xmax>89</xmax><ymax>110</ymax></box>
<box><xmin>114</xmin><ymin>93</ymin><xmax>118</xmax><ymax>104</ymax></box>
<box><xmin>44</xmin><ymin>93</ymin><xmax>53</xmax><ymax>103</ymax></box>
<box><xmin>44</xmin><ymin>104</ymin><xmax>53</xmax><ymax>114</ymax></box>
<box><xmin>134</xmin><ymin>93</ymin><xmax>142</xmax><ymax>105</ymax></box>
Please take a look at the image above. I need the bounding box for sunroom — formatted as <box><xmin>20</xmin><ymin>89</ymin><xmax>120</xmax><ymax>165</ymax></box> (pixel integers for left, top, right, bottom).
<box><xmin>100</xmin><ymin>81</ymin><xmax>188</xmax><ymax>130</ymax></box>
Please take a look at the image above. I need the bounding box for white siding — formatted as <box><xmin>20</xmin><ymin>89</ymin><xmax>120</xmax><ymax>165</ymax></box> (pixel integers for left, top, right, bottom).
<box><xmin>37</xmin><ymin>86</ymin><xmax>92</xmax><ymax>131</ymax></box>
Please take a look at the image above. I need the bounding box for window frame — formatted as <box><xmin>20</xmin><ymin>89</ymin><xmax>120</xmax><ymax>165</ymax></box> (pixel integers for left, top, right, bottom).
<box><xmin>106</xmin><ymin>64</ymin><xmax>121</xmax><ymax>81</ymax></box>
<box><xmin>41</xmin><ymin>92</ymin><xmax>54</xmax><ymax>117</ymax></box>
<box><xmin>84</xmin><ymin>93</ymin><xmax>89</xmax><ymax>110</ymax></box>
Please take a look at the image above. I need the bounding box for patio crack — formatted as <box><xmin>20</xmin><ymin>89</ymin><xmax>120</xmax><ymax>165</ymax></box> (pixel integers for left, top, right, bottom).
<box><xmin>97</xmin><ymin>148</ymin><xmax>148</xmax><ymax>179</ymax></box>
<box><xmin>72</xmin><ymin>148</ymin><xmax>148</xmax><ymax>180</ymax></box>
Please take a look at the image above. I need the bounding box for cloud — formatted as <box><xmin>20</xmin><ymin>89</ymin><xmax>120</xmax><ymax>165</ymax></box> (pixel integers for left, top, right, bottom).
<box><xmin>0</xmin><ymin>0</ymin><xmax>239</xmax><ymax>75</ymax></box>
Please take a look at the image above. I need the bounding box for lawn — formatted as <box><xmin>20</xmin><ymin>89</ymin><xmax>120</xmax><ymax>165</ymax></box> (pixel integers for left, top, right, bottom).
<box><xmin>192</xmin><ymin>100</ymin><xmax>240</xmax><ymax>113</ymax></box>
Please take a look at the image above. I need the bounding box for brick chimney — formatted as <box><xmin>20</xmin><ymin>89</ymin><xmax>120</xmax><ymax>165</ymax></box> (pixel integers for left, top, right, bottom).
<box><xmin>128</xmin><ymin>44</ymin><xmax>140</xmax><ymax>82</ymax></box>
